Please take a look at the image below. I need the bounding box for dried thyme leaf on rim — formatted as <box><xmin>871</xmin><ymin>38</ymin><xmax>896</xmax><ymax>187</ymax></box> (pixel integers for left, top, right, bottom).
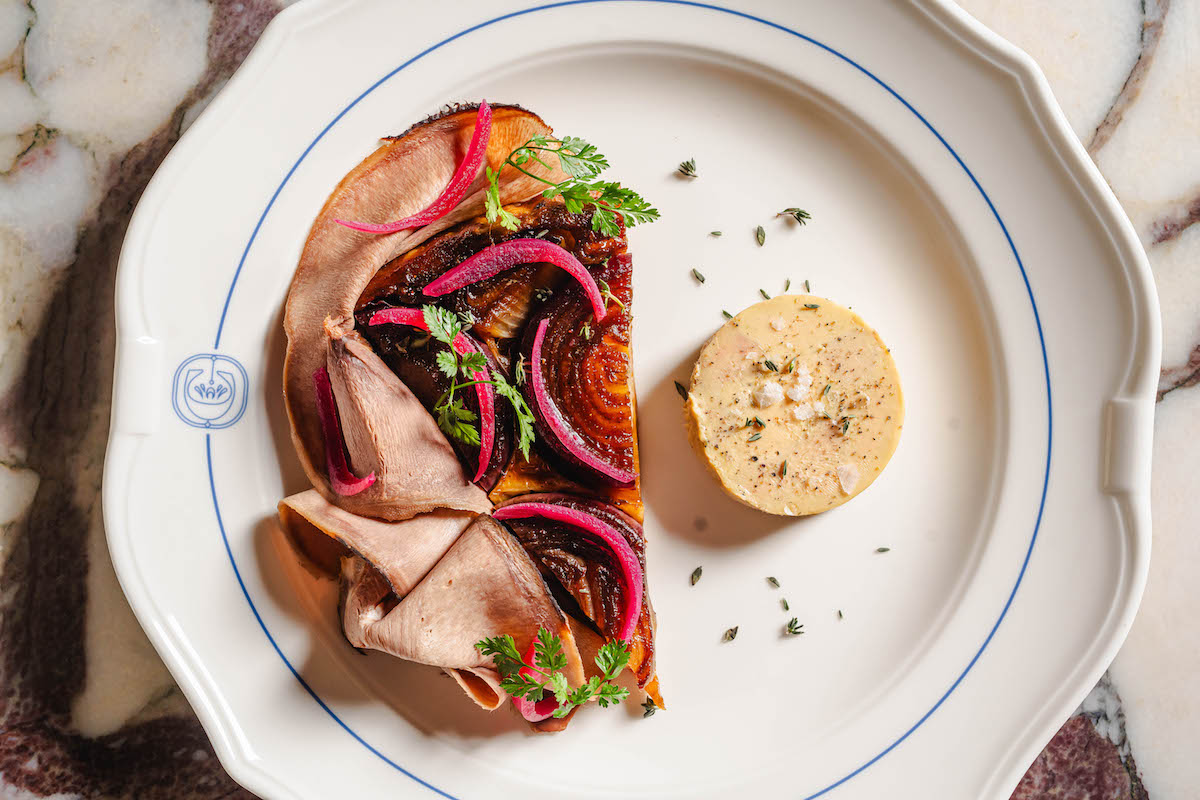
<box><xmin>747</xmin><ymin>432</ymin><xmax>762</xmax><ymax>442</ymax></box>
<box><xmin>803</xmin><ymin>303</ymin><xmax>820</xmax><ymax>310</ymax></box>
<box><xmin>722</xmin><ymin>309</ymin><xmax>733</xmax><ymax>319</ymax></box>
<box><xmin>690</xmin><ymin>566</ymin><xmax>703</xmax><ymax>586</ymax></box>
<box><xmin>674</xmin><ymin>380</ymin><xmax>689</xmax><ymax>400</ymax></box>
<box><xmin>759</xmin><ymin>288</ymin><xmax>771</xmax><ymax>300</ymax></box>
<box><xmin>778</xmin><ymin>207</ymin><xmax>812</xmax><ymax>225</ymax></box>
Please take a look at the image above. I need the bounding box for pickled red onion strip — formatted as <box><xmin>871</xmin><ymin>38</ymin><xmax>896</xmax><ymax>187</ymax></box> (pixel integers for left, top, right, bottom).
<box><xmin>511</xmin><ymin>639</ymin><xmax>561</xmax><ymax>723</ymax></box>
<box><xmin>528</xmin><ymin>318</ymin><xmax>635</xmax><ymax>484</ymax></box>
<box><xmin>422</xmin><ymin>239</ymin><xmax>607</xmax><ymax>322</ymax></box>
<box><xmin>366</xmin><ymin>307</ymin><xmax>494</xmax><ymax>483</ymax></box>
<box><xmin>493</xmin><ymin>501</ymin><xmax>643</xmax><ymax>643</ymax></box>
<box><xmin>334</xmin><ymin>102</ymin><xmax>493</xmax><ymax>234</ymax></box>
<box><xmin>312</xmin><ymin>367</ymin><xmax>376</xmax><ymax>495</ymax></box>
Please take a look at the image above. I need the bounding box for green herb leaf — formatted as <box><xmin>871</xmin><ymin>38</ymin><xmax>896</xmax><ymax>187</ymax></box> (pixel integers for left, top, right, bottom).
<box><xmin>597</xmin><ymin>278</ymin><xmax>626</xmax><ymax>310</ymax></box>
<box><xmin>674</xmin><ymin>380</ymin><xmax>689</xmax><ymax>400</ymax></box>
<box><xmin>476</xmin><ymin>628</ymin><xmax>632</xmax><ymax>719</ymax></box>
<box><xmin>677</xmin><ymin>158</ymin><xmax>698</xmax><ymax>177</ymax></box>
<box><xmin>837</xmin><ymin>609</ymin><xmax>844</xmax><ymax>620</ymax></box>
<box><xmin>767</xmin><ymin>576</ymin><xmax>780</xmax><ymax>588</ymax></box>
<box><xmin>691</xmin><ymin>268</ymin><xmax>706</xmax><ymax>284</ymax></box>
<box><xmin>435</xmin><ymin>348</ymin><xmax>458</xmax><ymax>378</ymax></box>
<box><xmin>876</xmin><ymin>547</ymin><xmax>891</xmax><ymax>553</ymax></box>
<box><xmin>691</xmin><ymin>566</ymin><xmax>703</xmax><ymax>586</ymax></box>
<box><xmin>436</xmin><ymin>398</ymin><xmax>480</xmax><ymax>447</ymax></box>
<box><xmin>755</xmin><ymin>225</ymin><xmax>766</xmax><ymax>247</ymax></box>
<box><xmin>722</xmin><ymin>626</ymin><xmax>739</xmax><ymax>642</ymax></box>
<box><xmin>804</xmin><ymin>279</ymin><xmax>811</xmax><ymax>293</ymax></box>
<box><xmin>782</xmin><ymin>598</ymin><xmax>790</xmax><ymax>611</ymax></box>
<box><xmin>784</xmin><ymin>278</ymin><xmax>791</xmax><ymax>292</ymax></box>
<box><xmin>722</xmin><ymin>310</ymin><xmax>733</xmax><ymax>319</ymax></box>
<box><xmin>484</xmin><ymin>167</ymin><xmax>521</xmax><ymax>231</ymax></box>
<box><xmin>514</xmin><ymin>353</ymin><xmax>527</xmax><ymax>386</ymax></box>
<box><xmin>642</xmin><ymin>698</ymin><xmax>658</xmax><ymax>718</ymax></box>
<box><xmin>485</xmin><ymin>137</ymin><xmax>659</xmax><ymax>234</ymax></box>
<box><xmin>580</xmin><ymin>320</ymin><xmax>592</xmax><ymax>340</ymax></box>
<box><xmin>778</xmin><ymin>208</ymin><xmax>812</xmax><ymax>225</ymax></box>
<box><xmin>764</xmin><ymin>359</ymin><xmax>778</xmax><ymax>371</ymax></box>
<box><xmin>710</xmin><ymin>230</ymin><xmax>723</xmax><ymax>237</ymax></box>
<box><xmin>423</xmin><ymin>304</ymin><xmax>462</xmax><ymax>345</ymax></box>
<box><xmin>759</xmin><ymin>288</ymin><xmax>771</xmax><ymax>300</ymax></box>
<box><xmin>595</xmin><ymin>637</ymin><xmax>631</xmax><ymax>676</ymax></box>
<box><xmin>492</xmin><ymin>371</ymin><xmax>536</xmax><ymax>460</ymax></box>
<box><xmin>780</xmin><ymin>459</ymin><xmax>788</xmax><ymax>476</ymax></box>
<box><xmin>785</xmin><ymin>618</ymin><xmax>805</xmax><ymax>636</ymax></box>
<box><xmin>823</xmin><ymin>383</ymin><xmax>831</xmax><ymax>397</ymax></box>
<box><xmin>748</xmin><ymin>432</ymin><xmax>762</xmax><ymax>442</ymax></box>
<box><xmin>803</xmin><ymin>303</ymin><xmax>820</xmax><ymax>310</ymax></box>
<box><xmin>457</xmin><ymin>351</ymin><xmax>487</xmax><ymax>375</ymax></box>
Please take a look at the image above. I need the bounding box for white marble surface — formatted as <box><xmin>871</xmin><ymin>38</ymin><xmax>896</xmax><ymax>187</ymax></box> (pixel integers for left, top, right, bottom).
<box><xmin>0</xmin><ymin>1</ymin><xmax>1196</xmax><ymax>797</ymax></box>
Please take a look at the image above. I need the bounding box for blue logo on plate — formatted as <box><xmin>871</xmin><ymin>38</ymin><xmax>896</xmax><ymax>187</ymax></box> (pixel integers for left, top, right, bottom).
<box><xmin>172</xmin><ymin>353</ymin><xmax>248</xmax><ymax>429</ymax></box>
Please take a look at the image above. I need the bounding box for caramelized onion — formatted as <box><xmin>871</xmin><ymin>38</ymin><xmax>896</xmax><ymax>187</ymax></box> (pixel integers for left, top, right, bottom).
<box><xmin>495</xmin><ymin>501</ymin><xmax>642</xmax><ymax>642</ymax></box>
<box><xmin>520</xmin><ymin>254</ymin><xmax>637</xmax><ymax>486</ymax></box>
<box><xmin>496</xmin><ymin>492</ymin><xmax>655</xmax><ymax>687</ymax></box>
<box><xmin>312</xmin><ymin>367</ymin><xmax>376</xmax><ymax>495</ymax></box>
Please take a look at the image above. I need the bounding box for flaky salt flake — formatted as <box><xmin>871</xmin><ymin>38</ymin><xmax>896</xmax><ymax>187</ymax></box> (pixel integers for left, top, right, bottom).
<box><xmin>837</xmin><ymin>464</ymin><xmax>859</xmax><ymax>495</ymax></box>
<box><xmin>752</xmin><ymin>380</ymin><xmax>784</xmax><ymax>408</ymax></box>
<box><xmin>770</xmin><ymin>316</ymin><xmax>787</xmax><ymax>331</ymax></box>
<box><xmin>792</xmin><ymin>403</ymin><xmax>815</xmax><ymax>421</ymax></box>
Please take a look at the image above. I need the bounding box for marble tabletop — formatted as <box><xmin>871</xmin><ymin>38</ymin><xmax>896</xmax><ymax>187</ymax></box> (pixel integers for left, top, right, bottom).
<box><xmin>0</xmin><ymin>1</ymin><xmax>1194</xmax><ymax>797</ymax></box>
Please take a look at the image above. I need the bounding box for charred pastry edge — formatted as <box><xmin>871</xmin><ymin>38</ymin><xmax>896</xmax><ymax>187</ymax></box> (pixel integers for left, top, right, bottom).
<box><xmin>385</xmin><ymin>101</ymin><xmax>545</xmax><ymax>142</ymax></box>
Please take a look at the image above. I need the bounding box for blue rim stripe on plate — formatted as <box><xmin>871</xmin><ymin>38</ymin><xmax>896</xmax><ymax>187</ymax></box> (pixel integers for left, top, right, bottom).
<box><xmin>207</xmin><ymin>2</ymin><xmax>1053</xmax><ymax>797</ymax></box>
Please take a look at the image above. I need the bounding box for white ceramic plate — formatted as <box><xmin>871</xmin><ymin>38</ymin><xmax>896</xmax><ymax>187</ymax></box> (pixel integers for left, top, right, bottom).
<box><xmin>103</xmin><ymin>1</ymin><xmax>1160</xmax><ymax>797</ymax></box>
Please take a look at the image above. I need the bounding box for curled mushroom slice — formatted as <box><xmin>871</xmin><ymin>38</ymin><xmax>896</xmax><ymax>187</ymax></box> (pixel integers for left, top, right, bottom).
<box><xmin>284</xmin><ymin>104</ymin><xmax>565</xmax><ymax>497</ymax></box>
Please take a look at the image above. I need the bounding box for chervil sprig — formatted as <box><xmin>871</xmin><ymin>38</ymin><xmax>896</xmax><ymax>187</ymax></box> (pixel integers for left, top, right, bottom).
<box><xmin>423</xmin><ymin>304</ymin><xmax>537</xmax><ymax>459</ymax></box>
<box><xmin>486</xmin><ymin>135</ymin><xmax>660</xmax><ymax>238</ymax></box>
<box><xmin>475</xmin><ymin>629</ymin><xmax>632</xmax><ymax>719</ymax></box>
